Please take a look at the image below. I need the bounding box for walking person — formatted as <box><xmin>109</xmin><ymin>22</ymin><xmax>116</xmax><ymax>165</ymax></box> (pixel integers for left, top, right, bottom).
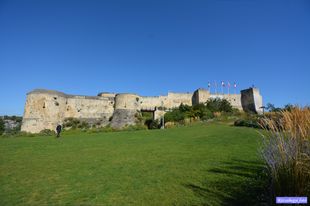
<box><xmin>56</xmin><ymin>124</ymin><xmax>62</xmax><ymax>138</ymax></box>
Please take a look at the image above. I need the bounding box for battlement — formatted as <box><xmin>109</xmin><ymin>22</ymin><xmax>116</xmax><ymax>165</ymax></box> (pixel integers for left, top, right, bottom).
<box><xmin>21</xmin><ymin>87</ymin><xmax>263</xmax><ymax>133</ymax></box>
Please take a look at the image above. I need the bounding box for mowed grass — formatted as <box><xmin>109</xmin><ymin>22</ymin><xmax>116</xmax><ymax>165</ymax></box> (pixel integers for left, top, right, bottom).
<box><xmin>0</xmin><ymin>123</ymin><xmax>267</xmax><ymax>205</ymax></box>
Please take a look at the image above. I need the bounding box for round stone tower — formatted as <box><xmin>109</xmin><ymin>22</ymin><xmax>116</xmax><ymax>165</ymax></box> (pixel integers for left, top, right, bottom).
<box><xmin>21</xmin><ymin>89</ymin><xmax>67</xmax><ymax>133</ymax></box>
<box><xmin>110</xmin><ymin>93</ymin><xmax>141</xmax><ymax>128</ymax></box>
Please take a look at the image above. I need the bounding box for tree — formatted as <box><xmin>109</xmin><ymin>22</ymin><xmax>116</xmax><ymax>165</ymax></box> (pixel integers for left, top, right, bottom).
<box><xmin>179</xmin><ymin>103</ymin><xmax>191</xmax><ymax>113</ymax></box>
<box><xmin>266</xmin><ymin>103</ymin><xmax>275</xmax><ymax>112</ymax></box>
<box><xmin>205</xmin><ymin>98</ymin><xmax>233</xmax><ymax>113</ymax></box>
<box><xmin>266</xmin><ymin>103</ymin><xmax>282</xmax><ymax>112</ymax></box>
<box><xmin>284</xmin><ymin>104</ymin><xmax>294</xmax><ymax>111</ymax></box>
<box><xmin>0</xmin><ymin>118</ymin><xmax>5</xmax><ymax>135</ymax></box>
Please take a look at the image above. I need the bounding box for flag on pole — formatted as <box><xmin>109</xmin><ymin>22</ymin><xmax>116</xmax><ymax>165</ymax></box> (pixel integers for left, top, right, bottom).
<box><xmin>221</xmin><ymin>81</ymin><xmax>225</xmax><ymax>94</ymax></box>
<box><xmin>214</xmin><ymin>81</ymin><xmax>217</xmax><ymax>94</ymax></box>
<box><xmin>227</xmin><ymin>81</ymin><xmax>231</xmax><ymax>95</ymax></box>
<box><xmin>208</xmin><ymin>82</ymin><xmax>211</xmax><ymax>92</ymax></box>
<box><xmin>221</xmin><ymin>81</ymin><xmax>225</xmax><ymax>87</ymax></box>
<box><xmin>234</xmin><ymin>82</ymin><xmax>237</xmax><ymax>94</ymax></box>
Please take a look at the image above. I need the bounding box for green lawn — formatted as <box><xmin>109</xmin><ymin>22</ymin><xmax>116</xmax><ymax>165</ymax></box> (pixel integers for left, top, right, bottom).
<box><xmin>0</xmin><ymin>123</ymin><xmax>267</xmax><ymax>205</ymax></box>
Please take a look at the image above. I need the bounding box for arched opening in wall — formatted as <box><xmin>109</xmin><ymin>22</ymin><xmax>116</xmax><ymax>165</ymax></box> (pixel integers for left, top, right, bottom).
<box><xmin>140</xmin><ymin>109</ymin><xmax>156</xmax><ymax>127</ymax></box>
<box><xmin>43</xmin><ymin>102</ymin><xmax>45</xmax><ymax>109</ymax></box>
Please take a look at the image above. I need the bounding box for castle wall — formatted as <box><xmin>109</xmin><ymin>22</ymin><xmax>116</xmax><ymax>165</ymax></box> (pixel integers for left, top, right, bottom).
<box><xmin>166</xmin><ymin>92</ymin><xmax>193</xmax><ymax>108</ymax></box>
<box><xmin>97</xmin><ymin>92</ymin><xmax>116</xmax><ymax>98</ymax></box>
<box><xmin>140</xmin><ymin>93</ymin><xmax>193</xmax><ymax>110</ymax></box>
<box><xmin>222</xmin><ymin>94</ymin><xmax>242</xmax><ymax>110</ymax></box>
<box><xmin>208</xmin><ymin>94</ymin><xmax>242</xmax><ymax>110</ymax></box>
<box><xmin>140</xmin><ymin>96</ymin><xmax>165</xmax><ymax>110</ymax></box>
<box><xmin>64</xmin><ymin>96</ymin><xmax>114</xmax><ymax>124</ymax></box>
<box><xmin>21</xmin><ymin>90</ymin><xmax>115</xmax><ymax>133</ymax></box>
<box><xmin>21</xmin><ymin>87</ymin><xmax>263</xmax><ymax>133</ymax></box>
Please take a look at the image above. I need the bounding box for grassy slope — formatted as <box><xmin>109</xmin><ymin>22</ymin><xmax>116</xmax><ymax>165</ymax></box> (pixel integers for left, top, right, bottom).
<box><xmin>0</xmin><ymin>123</ymin><xmax>267</xmax><ymax>206</ymax></box>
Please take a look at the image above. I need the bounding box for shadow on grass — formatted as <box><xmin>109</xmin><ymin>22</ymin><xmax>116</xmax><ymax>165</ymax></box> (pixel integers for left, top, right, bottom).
<box><xmin>185</xmin><ymin>159</ymin><xmax>271</xmax><ymax>206</ymax></box>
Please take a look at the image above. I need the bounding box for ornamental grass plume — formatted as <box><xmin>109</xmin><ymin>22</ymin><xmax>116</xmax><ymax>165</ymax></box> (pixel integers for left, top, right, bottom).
<box><xmin>260</xmin><ymin>107</ymin><xmax>310</xmax><ymax>198</ymax></box>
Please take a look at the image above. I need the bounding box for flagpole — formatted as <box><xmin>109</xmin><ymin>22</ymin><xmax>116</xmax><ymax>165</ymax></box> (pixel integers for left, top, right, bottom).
<box><xmin>214</xmin><ymin>81</ymin><xmax>217</xmax><ymax>95</ymax></box>
<box><xmin>221</xmin><ymin>81</ymin><xmax>223</xmax><ymax>95</ymax></box>
<box><xmin>221</xmin><ymin>81</ymin><xmax>225</xmax><ymax>95</ymax></box>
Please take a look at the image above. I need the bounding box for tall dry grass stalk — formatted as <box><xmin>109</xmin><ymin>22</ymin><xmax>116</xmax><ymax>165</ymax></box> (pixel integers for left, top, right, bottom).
<box><xmin>260</xmin><ymin>107</ymin><xmax>310</xmax><ymax>198</ymax></box>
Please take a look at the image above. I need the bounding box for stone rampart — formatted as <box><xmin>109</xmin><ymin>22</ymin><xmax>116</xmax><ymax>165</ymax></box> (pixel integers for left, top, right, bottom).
<box><xmin>21</xmin><ymin>87</ymin><xmax>263</xmax><ymax>133</ymax></box>
<box><xmin>21</xmin><ymin>89</ymin><xmax>114</xmax><ymax>133</ymax></box>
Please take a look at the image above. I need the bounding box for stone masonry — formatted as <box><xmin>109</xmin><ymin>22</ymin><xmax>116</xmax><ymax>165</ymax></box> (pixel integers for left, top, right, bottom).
<box><xmin>21</xmin><ymin>87</ymin><xmax>263</xmax><ymax>133</ymax></box>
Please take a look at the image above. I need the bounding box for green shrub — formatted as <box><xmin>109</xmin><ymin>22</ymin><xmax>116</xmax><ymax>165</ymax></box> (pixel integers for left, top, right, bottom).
<box><xmin>179</xmin><ymin>104</ymin><xmax>192</xmax><ymax>113</ymax></box>
<box><xmin>234</xmin><ymin>113</ymin><xmax>262</xmax><ymax>129</ymax></box>
<box><xmin>3</xmin><ymin>115</ymin><xmax>23</xmax><ymax>122</ymax></box>
<box><xmin>39</xmin><ymin>129</ymin><xmax>56</xmax><ymax>136</ymax></box>
<box><xmin>77</xmin><ymin>121</ymin><xmax>90</xmax><ymax>129</ymax></box>
<box><xmin>234</xmin><ymin>119</ymin><xmax>261</xmax><ymax>128</ymax></box>
<box><xmin>64</xmin><ymin>117</ymin><xmax>80</xmax><ymax>128</ymax></box>
<box><xmin>164</xmin><ymin>108</ymin><xmax>185</xmax><ymax>123</ymax></box>
<box><xmin>164</xmin><ymin>100</ymin><xmax>234</xmax><ymax>124</ymax></box>
<box><xmin>193</xmin><ymin>104</ymin><xmax>214</xmax><ymax>120</ymax></box>
<box><xmin>201</xmin><ymin>109</ymin><xmax>214</xmax><ymax>120</ymax></box>
<box><xmin>135</xmin><ymin>112</ymin><xmax>144</xmax><ymax>123</ymax></box>
<box><xmin>205</xmin><ymin>98</ymin><xmax>233</xmax><ymax>113</ymax></box>
<box><xmin>63</xmin><ymin>118</ymin><xmax>89</xmax><ymax>130</ymax></box>
<box><xmin>145</xmin><ymin>119</ymin><xmax>160</xmax><ymax>129</ymax></box>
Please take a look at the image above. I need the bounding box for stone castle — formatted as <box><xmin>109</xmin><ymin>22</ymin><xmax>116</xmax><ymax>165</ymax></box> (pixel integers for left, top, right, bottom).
<box><xmin>21</xmin><ymin>87</ymin><xmax>263</xmax><ymax>133</ymax></box>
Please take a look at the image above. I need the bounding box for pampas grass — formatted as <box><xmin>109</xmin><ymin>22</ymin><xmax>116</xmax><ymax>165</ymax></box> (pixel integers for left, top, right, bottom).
<box><xmin>260</xmin><ymin>107</ymin><xmax>310</xmax><ymax>198</ymax></box>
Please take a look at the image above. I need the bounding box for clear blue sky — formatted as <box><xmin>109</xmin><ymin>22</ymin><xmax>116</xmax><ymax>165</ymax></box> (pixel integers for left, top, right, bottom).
<box><xmin>0</xmin><ymin>0</ymin><xmax>309</xmax><ymax>115</ymax></box>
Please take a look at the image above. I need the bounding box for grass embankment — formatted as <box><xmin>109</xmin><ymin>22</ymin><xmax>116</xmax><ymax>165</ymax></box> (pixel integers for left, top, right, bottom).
<box><xmin>0</xmin><ymin>123</ymin><xmax>267</xmax><ymax>205</ymax></box>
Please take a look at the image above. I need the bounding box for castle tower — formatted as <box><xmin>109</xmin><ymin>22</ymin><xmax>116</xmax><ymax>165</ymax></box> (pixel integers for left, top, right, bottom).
<box><xmin>110</xmin><ymin>93</ymin><xmax>141</xmax><ymax>128</ymax></box>
<box><xmin>192</xmin><ymin>88</ymin><xmax>211</xmax><ymax>105</ymax></box>
<box><xmin>21</xmin><ymin>90</ymin><xmax>67</xmax><ymax>133</ymax></box>
<box><xmin>241</xmin><ymin>87</ymin><xmax>263</xmax><ymax>114</ymax></box>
